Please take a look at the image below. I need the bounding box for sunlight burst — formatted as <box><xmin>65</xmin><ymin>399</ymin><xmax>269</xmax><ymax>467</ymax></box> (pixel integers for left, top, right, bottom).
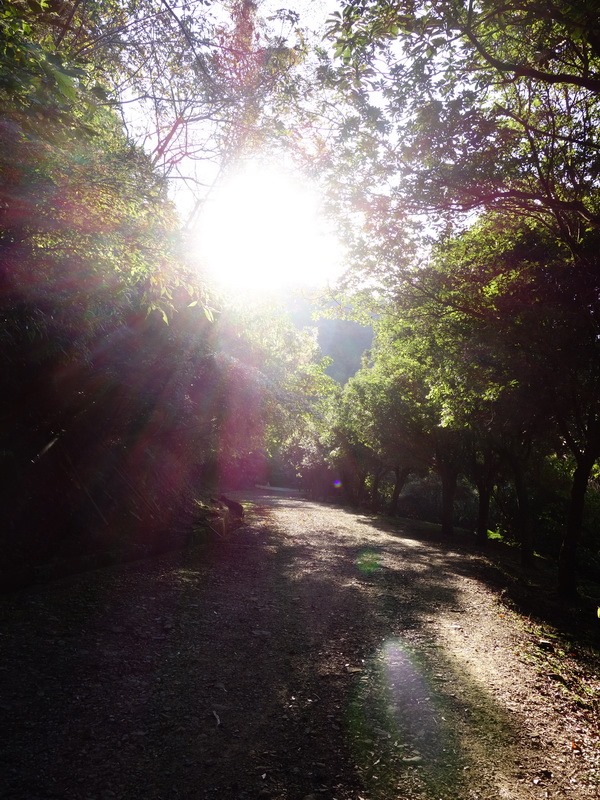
<box><xmin>196</xmin><ymin>164</ymin><xmax>344</xmax><ymax>292</ymax></box>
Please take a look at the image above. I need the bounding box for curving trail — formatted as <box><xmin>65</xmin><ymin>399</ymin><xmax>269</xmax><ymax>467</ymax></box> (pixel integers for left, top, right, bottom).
<box><xmin>1</xmin><ymin>490</ymin><xmax>597</xmax><ymax>800</ymax></box>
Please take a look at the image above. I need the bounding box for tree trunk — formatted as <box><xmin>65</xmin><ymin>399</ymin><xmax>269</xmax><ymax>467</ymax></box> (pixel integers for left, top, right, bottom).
<box><xmin>370</xmin><ymin>471</ymin><xmax>382</xmax><ymax>512</ymax></box>
<box><xmin>513</xmin><ymin>463</ymin><xmax>534</xmax><ymax>569</ymax></box>
<box><xmin>388</xmin><ymin>466</ymin><xmax>410</xmax><ymax>516</ymax></box>
<box><xmin>439</xmin><ymin>467</ymin><xmax>457</xmax><ymax>536</ymax></box>
<box><xmin>355</xmin><ymin>471</ymin><xmax>367</xmax><ymax>506</ymax></box>
<box><xmin>474</xmin><ymin>448</ymin><xmax>498</xmax><ymax>545</ymax></box>
<box><xmin>558</xmin><ymin>456</ymin><xmax>595</xmax><ymax>600</ymax></box>
<box><xmin>340</xmin><ymin>469</ymin><xmax>355</xmax><ymax>505</ymax></box>
<box><xmin>475</xmin><ymin>483</ymin><xmax>492</xmax><ymax>544</ymax></box>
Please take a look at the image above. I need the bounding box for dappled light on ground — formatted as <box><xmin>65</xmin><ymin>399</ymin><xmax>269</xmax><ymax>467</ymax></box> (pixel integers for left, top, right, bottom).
<box><xmin>1</xmin><ymin>490</ymin><xmax>597</xmax><ymax>799</ymax></box>
<box><xmin>250</xmin><ymin>491</ymin><xmax>598</xmax><ymax>799</ymax></box>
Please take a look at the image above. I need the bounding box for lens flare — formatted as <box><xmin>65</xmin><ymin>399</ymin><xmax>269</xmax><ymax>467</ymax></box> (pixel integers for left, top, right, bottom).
<box><xmin>356</xmin><ymin>549</ymin><xmax>381</xmax><ymax>575</ymax></box>
<box><xmin>347</xmin><ymin>638</ymin><xmax>461</xmax><ymax>797</ymax></box>
<box><xmin>381</xmin><ymin>639</ymin><xmax>443</xmax><ymax>755</ymax></box>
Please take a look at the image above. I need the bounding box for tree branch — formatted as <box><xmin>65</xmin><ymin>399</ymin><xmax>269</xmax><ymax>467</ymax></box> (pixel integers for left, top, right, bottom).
<box><xmin>463</xmin><ymin>27</ymin><xmax>600</xmax><ymax>93</ymax></box>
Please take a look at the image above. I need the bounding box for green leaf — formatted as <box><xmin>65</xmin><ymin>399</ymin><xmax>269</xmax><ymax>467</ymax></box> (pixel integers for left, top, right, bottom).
<box><xmin>45</xmin><ymin>61</ymin><xmax>78</xmax><ymax>100</ymax></box>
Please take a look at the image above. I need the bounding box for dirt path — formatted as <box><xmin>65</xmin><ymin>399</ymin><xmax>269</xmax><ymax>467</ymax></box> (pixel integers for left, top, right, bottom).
<box><xmin>1</xmin><ymin>490</ymin><xmax>598</xmax><ymax>800</ymax></box>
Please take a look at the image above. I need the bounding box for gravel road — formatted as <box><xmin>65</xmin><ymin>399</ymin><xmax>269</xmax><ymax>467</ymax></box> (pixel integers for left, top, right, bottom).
<box><xmin>1</xmin><ymin>489</ymin><xmax>598</xmax><ymax>800</ymax></box>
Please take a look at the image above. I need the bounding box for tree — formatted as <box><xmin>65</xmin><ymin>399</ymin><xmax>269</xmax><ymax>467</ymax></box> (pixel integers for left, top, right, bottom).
<box><xmin>0</xmin><ymin>2</ymin><xmax>224</xmax><ymax>575</ymax></box>
<box><xmin>325</xmin><ymin>0</ymin><xmax>600</xmax><ymax>252</ymax></box>
<box><xmin>321</xmin><ymin>0</ymin><xmax>600</xmax><ymax>589</ymax></box>
<box><xmin>9</xmin><ymin>0</ymin><xmax>311</xmax><ymax>222</ymax></box>
<box><xmin>209</xmin><ymin>300</ymin><xmax>338</xmax><ymax>489</ymax></box>
<box><xmin>393</xmin><ymin>213</ymin><xmax>600</xmax><ymax>592</ymax></box>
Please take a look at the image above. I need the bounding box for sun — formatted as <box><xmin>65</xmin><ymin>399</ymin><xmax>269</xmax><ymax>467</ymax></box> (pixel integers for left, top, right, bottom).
<box><xmin>195</xmin><ymin>163</ymin><xmax>344</xmax><ymax>292</ymax></box>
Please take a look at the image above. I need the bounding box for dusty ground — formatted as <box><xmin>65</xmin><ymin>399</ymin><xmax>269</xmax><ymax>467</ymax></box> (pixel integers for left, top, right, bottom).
<box><xmin>1</xmin><ymin>489</ymin><xmax>598</xmax><ymax>800</ymax></box>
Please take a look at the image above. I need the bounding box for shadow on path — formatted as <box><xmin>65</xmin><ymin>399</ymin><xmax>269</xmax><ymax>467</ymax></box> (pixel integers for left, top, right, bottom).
<box><xmin>358</xmin><ymin>509</ymin><xmax>600</xmax><ymax>654</ymax></box>
<box><xmin>0</xmin><ymin>489</ymin><xmax>587</xmax><ymax>800</ymax></box>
